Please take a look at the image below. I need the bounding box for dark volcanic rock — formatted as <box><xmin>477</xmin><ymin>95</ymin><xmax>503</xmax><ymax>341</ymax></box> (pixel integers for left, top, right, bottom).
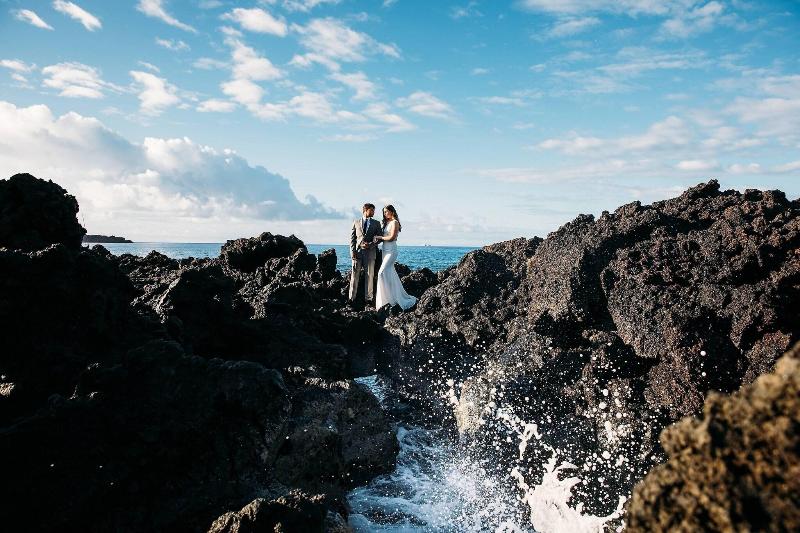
<box><xmin>400</xmin><ymin>266</ymin><xmax>438</xmax><ymax>298</ymax></box>
<box><xmin>0</xmin><ymin>173</ymin><xmax>86</xmax><ymax>251</ymax></box>
<box><xmin>208</xmin><ymin>491</ymin><xmax>349</xmax><ymax>533</ymax></box>
<box><xmin>379</xmin><ymin>237</ymin><xmax>541</xmax><ymax>411</ymax></box>
<box><xmin>382</xmin><ymin>181</ymin><xmax>800</xmax><ymax>515</ymax></box>
<box><xmin>0</xmin><ymin>174</ymin><xmax>400</xmax><ymax>532</ymax></box>
<box><xmin>273</xmin><ymin>377</ymin><xmax>398</xmax><ymax>494</ymax></box>
<box><xmin>0</xmin><ymin>244</ymin><xmax>137</xmax><ymax>421</ymax></box>
<box><xmin>0</xmin><ymin>341</ymin><xmax>292</xmax><ymax>533</ymax></box>
<box><xmin>221</xmin><ymin>232</ymin><xmax>306</xmax><ymax>273</ymax></box>
<box><xmin>626</xmin><ymin>342</ymin><xmax>800</xmax><ymax>532</ymax></box>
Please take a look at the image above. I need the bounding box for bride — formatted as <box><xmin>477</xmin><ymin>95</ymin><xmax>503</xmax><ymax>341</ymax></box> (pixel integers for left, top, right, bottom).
<box><xmin>373</xmin><ymin>205</ymin><xmax>417</xmax><ymax>311</ymax></box>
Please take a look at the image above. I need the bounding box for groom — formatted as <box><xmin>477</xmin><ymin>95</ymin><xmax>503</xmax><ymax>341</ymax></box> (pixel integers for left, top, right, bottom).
<box><xmin>349</xmin><ymin>203</ymin><xmax>381</xmax><ymax>307</ymax></box>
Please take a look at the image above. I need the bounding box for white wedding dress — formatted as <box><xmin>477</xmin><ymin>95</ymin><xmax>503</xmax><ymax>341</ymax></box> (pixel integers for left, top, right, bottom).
<box><xmin>375</xmin><ymin>220</ymin><xmax>418</xmax><ymax>311</ymax></box>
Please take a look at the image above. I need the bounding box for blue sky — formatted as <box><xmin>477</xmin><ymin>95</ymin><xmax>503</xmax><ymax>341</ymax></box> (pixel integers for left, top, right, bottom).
<box><xmin>1</xmin><ymin>0</ymin><xmax>798</xmax><ymax>245</ymax></box>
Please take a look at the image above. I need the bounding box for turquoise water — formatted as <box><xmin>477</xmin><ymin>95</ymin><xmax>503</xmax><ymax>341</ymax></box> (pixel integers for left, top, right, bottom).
<box><xmin>92</xmin><ymin>242</ymin><xmax>478</xmax><ymax>272</ymax></box>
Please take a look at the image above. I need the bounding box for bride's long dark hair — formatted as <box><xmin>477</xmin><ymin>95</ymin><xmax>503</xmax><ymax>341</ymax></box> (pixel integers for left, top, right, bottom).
<box><xmin>382</xmin><ymin>205</ymin><xmax>401</xmax><ymax>232</ymax></box>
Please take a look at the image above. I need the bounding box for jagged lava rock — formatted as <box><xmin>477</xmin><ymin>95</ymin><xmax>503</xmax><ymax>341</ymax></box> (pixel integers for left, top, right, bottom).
<box><xmin>220</xmin><ymin>232</ymin><xmax>306</xmax><ymax>273</ymax></box>
<box><xmin>382</xmin><ymin>181</ymin><xmax>800</xmax><ymax>515</ymax></box>
<box><xmin>0</xmin><ymin>173</ymin><xmax>86</xmax><ymax>251</ymax></box>
<box><xmin>0</xmin><ymin>340</ymin><xmax>292</xmax><ymax>532</ymax></box>
<box><xmin>208</xmin><ymin>490</ymin><xmax>350</xmax><ymax>533</ymax></box>
<box><xmin>626</xmin><ymin>342</ymin><xmax>800</xmax><ymax>532</ymax></box>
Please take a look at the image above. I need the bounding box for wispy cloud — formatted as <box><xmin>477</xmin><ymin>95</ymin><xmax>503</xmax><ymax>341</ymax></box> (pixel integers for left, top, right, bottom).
<box><xmin>155</xmin><ymin>37</ymin><xmax>190</xmax><ymax>52</ymax></box>
<box><xmin>396</xmin><ymin>91</ymin><xmax>456</xmax><ymax>120</ymax></box>
<box><xmin>14</xmin><ymin>9</ymin><xmax>54</xmax><ymax>30</ymax></box>
<box><xmin>291</xmin><ymin>18</ymin><xmax>400</xmax><ymax>72</ymax></box>
<box><xmin>53</xmin><ymin>1</ymin><xmax>101</xmax><ymax>31</ymax></box>
<box><xmin>137</xmin><ymin>0</ymin><xmax>197</xmax><ymax>33</ymax></box>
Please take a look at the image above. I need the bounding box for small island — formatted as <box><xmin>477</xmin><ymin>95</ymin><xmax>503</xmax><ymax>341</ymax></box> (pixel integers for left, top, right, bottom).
<box><xmin>83</xmin><ymin>234</ymin><xmax>133</xmax><ymax>243</ymax></box>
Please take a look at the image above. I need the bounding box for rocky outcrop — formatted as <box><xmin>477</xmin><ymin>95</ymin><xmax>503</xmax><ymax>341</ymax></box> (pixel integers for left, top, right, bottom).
<box><xmin>0</xmin><ymin>340</ymin><xmax>293</xmax><ymax>532</ymax></box>
<box><xmin>208</xmin><ymin>491</ymin><xmax>350</xmax><ymax>533</ymax></box>
<box><xmin>273</xmin><ymin>377</ymin><xmax>398</xmax><ymax>494</ymax></box>
<box><xmin>626</xmin><ymin>342</ymin><xmax>800</xmax><ymax>532</ymax></box>
<box><xmin>378</xmin><ymin>237</ymin><xmax>541</xmax><ymax>412</ymax></box>
<box><xmin>382</xmin><ymin>181</ymin><xmax>800</xmax><ymax>515</ymax></box>
<box><xmin>0</xmin><ymin>173</ymin><xmax>86</xmax><ymax>251</ymax></box>
<box><xmin>83</xmin><ymin>234</ymin><xmax>132</xmax><ymax>243</ymax></box>
<box><xmin>0</xmin><ymin>174</ymin><xmax>400</xmax><ymax>533</ymax></box>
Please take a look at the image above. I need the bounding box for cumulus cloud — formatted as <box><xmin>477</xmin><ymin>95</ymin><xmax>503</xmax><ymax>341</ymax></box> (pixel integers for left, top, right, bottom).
<box><xmin>14</xmin><ymin>9</ymin><xmax>54</xmax><ymax>30</ymax></box>
<box><xmin>136</xmin><ymin>0</ymin><xmax>197</xmax><ymax>33</ymax></box>
<box><xmin>221</xmin><ymin>7</ymin><xmax>287</xmax><ymax>36</ymax></box>
<box><xmin>129</xmin><ymin>71</ymin><xmax>181</xmax><ymax>115</ymax></box>
<box><xmin>396</xmin><ymin>91</ymin><xmax>455</xmax><ymax>120</ymax></box>
<box><xmin>659</xmin><ymin>1</ymin><xmax>725</xmax><ymax>39</ymax></box>
<box><xmin>53</xmin><ymin>1</ymin><xmax>101</xmax><ymax>31</ymax></box>
<box><xmin>41</xmin><ymin>62</ymin><xmax>120</xmax><ymax>99</ymax></box>
<box><xmin>0</xmin><ymin>100</ymin><xmax>342</xmax><ymax>238</ymax></box>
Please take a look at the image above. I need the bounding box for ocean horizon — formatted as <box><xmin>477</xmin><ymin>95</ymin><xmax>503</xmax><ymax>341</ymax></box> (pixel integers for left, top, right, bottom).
<box><xmin>90</xmin><ymin>241</ymin><xmax>479</xmax><ymax>272</ymax></box>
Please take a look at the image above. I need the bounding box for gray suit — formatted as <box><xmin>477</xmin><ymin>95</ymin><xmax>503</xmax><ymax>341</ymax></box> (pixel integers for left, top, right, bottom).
<box><xmin>349</xmin><ymin>217</ymin><xmax>381</xmax><ymax>302</ymax></box>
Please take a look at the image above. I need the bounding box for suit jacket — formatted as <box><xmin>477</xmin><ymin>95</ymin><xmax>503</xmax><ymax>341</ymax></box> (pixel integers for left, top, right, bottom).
<box><xmin>350</xmin><ymin>217</ymin><xmax>381</xmax><ymax>260</ymax></box>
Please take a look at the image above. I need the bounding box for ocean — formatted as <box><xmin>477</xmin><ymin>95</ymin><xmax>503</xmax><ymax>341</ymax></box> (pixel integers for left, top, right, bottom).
<box><xmin>92</xmin><ymin>242</ymin><xmax>478</xmax><ymax>272</ymax></box>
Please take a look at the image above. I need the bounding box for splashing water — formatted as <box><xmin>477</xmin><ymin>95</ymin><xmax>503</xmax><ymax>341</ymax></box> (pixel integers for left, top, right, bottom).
<box><xmin>349</xmin><ymin>376</ymin><xmax>626</xmax><ymax>532</ymax></box>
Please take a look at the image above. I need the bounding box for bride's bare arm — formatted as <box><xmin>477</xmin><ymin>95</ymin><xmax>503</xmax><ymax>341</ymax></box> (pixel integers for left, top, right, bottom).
<box><xmin>376</xmin><ymin>220</ymin><xmax>399</xmax><ymax>242</ymax></box>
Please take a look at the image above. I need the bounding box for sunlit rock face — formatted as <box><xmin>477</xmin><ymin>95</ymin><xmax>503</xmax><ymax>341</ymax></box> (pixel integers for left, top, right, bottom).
<box><xmin>383</xmin><ymin>180</ymin><xmax>800</xmax><ymax>516</ymax></box>
<box><xmin>626</xmin><ymin>342</ymin><xmax>800</xmax><ymax>532</ymax></box>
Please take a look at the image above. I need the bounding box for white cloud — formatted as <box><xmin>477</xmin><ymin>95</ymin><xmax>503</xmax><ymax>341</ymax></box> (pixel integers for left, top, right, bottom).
<box><xmin>727</xmin><ymin>163</ymin><xmax>762</xmax><ymax>174</ymax></box>
<box><xmin>221</xmin><ymin>7</ymin><xmax>287</xmax><ymax>36</ymax></box>
<box><xmin>14</xmin><ymin>9</ymin><xmax>53</xmax><ymax>30</ymax></box>
<box><xmin>517</xmin><ymin>0</ymin><xmax>675</xmax><ymax>16</ymax></box>
<box><xmin>546</xmin><ymin>16</ymin><xmax>600</xmax><ymax>38</ymax></box>
<box><xmin>474</xmin><ymin>96</ymin><xmax>527</xmax><ymax>107</ymax></box>
<box><xmin>363</xmin><ymin>102</ymin><xmax>415</xmax><ymax>132</ymax></box>
<box><xmin>42</xmin><ymin>62</ymin><xmax>119</xmax><ymax>99</ymax></box>
<box><xmin>727</xmin><ymin>75</ymin><xmax>800</xmax><ymax>137</ymax></box>
<box><xmin>227</xmin><ymin>37</ymin><xmax>283</xmax><ymax>81</ymax></box>
<box><xmin>538</xmin><ymin>116</ymin><xmax>691</xmax><ymax>155</ymax></box>
<box><xmin>322</xmin><ymin>133</ymin><xmax>377</xmax><ymax>142</ymax></box>
<box><xmin>193</xmin><ymin>57</ymin><xmax>228</xmax><ymax>70</ymax></box>
<box><xmin>53</xmin><ymin>1</ymin><xmax>101</xmax><ymax>31</ymax></box>
<box><xmin>0</xmin><ymin>101</ymin><xmax>342</xmax><ymax>240</ymax></box>
<box><xmin>155</xmin><ymin>38</ymin><xmax>190</xmax><ymax>51</ymax></box>
<box><xmin>222</xmin><ymin>78</ymin><xmax>264</xmax><ymax>105</ymax></box>
<box><xmin>292</xmin><ymin>18</ymin><xmax>400</xmax><ymax>70</ymax></box>
<box><xmin>675</xmin><ymin>159</ymin><xmax>718</xmax><ymax>171</ymax></box>
<box><xmin>0</xmin><ymin>59</ymin><xmax>36</xmax><ymax>72</ymax></box>
<box><xmin>660</xmin><ymin>1</ymin><xmax>725</xmax><ymax>39</ymax></box>
<box><xmin>772</xmin><ymin>161</ymin><xmax>800</xmax><ymax>173</ymax></box>
<box><xmin>130</xmin><ymin>71</ymin><xmax>181</xmax><ymax>115</ymax></box>
<box><xmin>197</xmin><ymin>99</ymin><xmax>236</xmax><ymax>113</ymax></box>
<box><xmin>396</xmin><ymin>91</ymin><xmax>455</xmax><ymax>120</ymax></box>
<box><xmin>330</xmin><ymin>71</ymin><xmax>376</xmax><ymax>101</ymax></box>
<box><xmin>451</xmin><ymin>2</ymin><xmax>482</xmax><ymax>19</ymax></box>
<box><xmin>137</xmin><ymin>61</ymin><xmax>160</xmax><ymax>73</ymax></box>
<box><xmin>136</xmin><ymin>0</ymin><xmax>197</xmax><ymax>33</ymax></box>
<box><xmin>283</xmin><ymin>0</ymin><xmax>342</xmax><ymax>13</ymax></box>
<box><xmin>471</xmin><ymin>67</ymin><xmax>490</xmax><ymax>75</ymax></box>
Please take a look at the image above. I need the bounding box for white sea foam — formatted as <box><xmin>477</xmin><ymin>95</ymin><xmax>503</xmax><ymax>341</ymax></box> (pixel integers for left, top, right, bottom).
<box><xmin>349</xmin><ymin>376</ymin><xmax>627</xmax><ymax>533</ymax></box>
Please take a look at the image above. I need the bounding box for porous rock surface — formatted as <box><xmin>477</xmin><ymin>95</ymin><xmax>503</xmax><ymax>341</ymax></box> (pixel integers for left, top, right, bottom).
<box><xmin>381</xmin><ymin>180</ymin><xmax>800</xmax><ymax>515</ymax></box>
<box><xmin>0</xmin><ymin>174</ymin><xmax>399</xmax><ymax>532</ymax></box>
<box><xmin>626</xmin><ymin>341</ymin><xmax>800</xmax><ymax>532</ymax></box>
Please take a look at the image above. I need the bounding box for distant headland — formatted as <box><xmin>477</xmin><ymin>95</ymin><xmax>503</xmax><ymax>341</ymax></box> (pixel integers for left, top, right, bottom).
<box><xmin>82</xmin><ymin>234</ymin><xmax>133</xmax><ymax>243</ymax></box>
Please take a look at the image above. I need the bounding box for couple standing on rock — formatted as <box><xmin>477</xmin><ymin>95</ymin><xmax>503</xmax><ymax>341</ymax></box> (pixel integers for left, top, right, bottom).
<box><xmin>349</xmin><ymin>203</ymin><xmax>417</xmax><ymax>311</ymax></box>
